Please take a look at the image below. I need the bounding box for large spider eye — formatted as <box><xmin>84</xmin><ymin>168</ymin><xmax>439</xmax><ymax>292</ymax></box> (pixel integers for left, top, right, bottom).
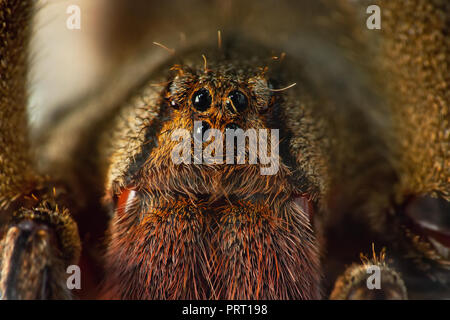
<box><xmin>293</xmin><ymin>194</ymin><xmax>314</xmax><ymax>221</ymax></box>
<box><xmin>192</xmin><ymin>88</ymin><xmax>212</xmax><ymax>112</ymax></box>
<box><xmin>227</xmin><ymin>90</ymin><xmax>248</xmax><ymax>113</ymax></box>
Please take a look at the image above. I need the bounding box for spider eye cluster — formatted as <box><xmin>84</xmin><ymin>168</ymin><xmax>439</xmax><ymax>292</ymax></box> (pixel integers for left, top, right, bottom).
<box><xmin>190</xmin><ymin>87</ymin><xmax>248</xmax><ymax>114</ymax></box>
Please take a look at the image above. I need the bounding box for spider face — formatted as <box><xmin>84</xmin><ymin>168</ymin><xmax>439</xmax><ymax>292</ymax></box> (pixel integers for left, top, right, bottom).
<box><xmin>101</xmin><ymin>43</ymin><xmax>320</xmax><ymax>299</ymax></box>
<box><xmin>109</xmin><ymin>52</ymin><xmax>297</xmax><ymax>201</ymax></box>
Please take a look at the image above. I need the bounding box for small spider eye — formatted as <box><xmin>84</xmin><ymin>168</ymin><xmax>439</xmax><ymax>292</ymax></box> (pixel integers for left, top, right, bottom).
<box><xmin>227</xmin><ymin>90</ymin><xmax>248</xmax><ymax>113</ymax></box>
<box><xmin>169</xmin><ymin>100</ymin><xmax>179</xmax><ymax>109</ymax></box>
<box><xmin>194</xmin><ymin>121</ymin><xmax>211</xmax><ymax>142</ymax></box>
<box><xmin>192</xmin><ymin>88</ymin><xmax>212</xmax><ymax>112</ymax></box>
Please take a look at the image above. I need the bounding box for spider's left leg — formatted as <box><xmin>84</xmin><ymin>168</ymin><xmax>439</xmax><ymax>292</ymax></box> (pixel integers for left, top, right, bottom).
<box><xmin>0</xmin><ymin>0</ymin><xmax>80</xmax><ymax>299</ymax></box>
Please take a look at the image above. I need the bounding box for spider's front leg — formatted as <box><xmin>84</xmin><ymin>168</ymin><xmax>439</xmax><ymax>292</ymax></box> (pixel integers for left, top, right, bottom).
<box><xmin>0</xmin><ymin>0</ymin><xmax>81</xmax><ymax>299</ymax></box>
<box><xmin>330</xmin><ymin>245</ymin><xmax>408</xmax><ymax>300</ymax></box>
<box><xmin>0</xmin><ymin>188</ymin><xmax>81</xmax><ymax>299</ymax></box>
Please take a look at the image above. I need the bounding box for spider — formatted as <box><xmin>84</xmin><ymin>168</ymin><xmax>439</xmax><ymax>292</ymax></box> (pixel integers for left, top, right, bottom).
<box><xmin>0</xmin><ymin>0</ymin><xmax>448</xmax><ymax>300</ymax></box>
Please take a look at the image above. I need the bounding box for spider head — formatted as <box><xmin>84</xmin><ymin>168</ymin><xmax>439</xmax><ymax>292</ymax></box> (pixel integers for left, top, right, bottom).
<box><xmin>109</xmin><ymin>49</ymin><xmax>301</xmax><ymax>203</ymax></box>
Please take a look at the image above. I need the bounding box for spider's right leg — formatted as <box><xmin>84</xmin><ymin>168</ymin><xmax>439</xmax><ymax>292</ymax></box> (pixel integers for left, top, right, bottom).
<box><xmin>0</xmin><ymin>0</ymin><xmax>80</xmax><ymax>299</ymax></box>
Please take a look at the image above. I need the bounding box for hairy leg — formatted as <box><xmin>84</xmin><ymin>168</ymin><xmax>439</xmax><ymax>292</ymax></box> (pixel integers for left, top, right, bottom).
<box><xmin>0</xmin><ymin>0</ymin><xmax>35</xmax><ymax>202</ymax></box>
<box><xmin>0</xmin><ymin>0</ymin><xmax>81</xmax><ymax>299</ymax></box>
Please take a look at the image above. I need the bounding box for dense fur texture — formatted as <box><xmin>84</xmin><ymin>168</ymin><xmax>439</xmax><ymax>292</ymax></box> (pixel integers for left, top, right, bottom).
<box><xmin>0</xmin><ymin>0</ymin><xmax>34</xmax><ymax>203</ymax></box>
<box><xmin>100</xmin><ymin>44</ymin><xmax>321</xmax><ymax>299</ymax></box>
<box><xmin>0</xmin><ymin>0</ymin><xmax>80</xmax><ymax>299</ymax></box>
<box><xmin>0</xmin><ymin>0</ymin><xmax>448</xmax><ymax>299</ymax></box>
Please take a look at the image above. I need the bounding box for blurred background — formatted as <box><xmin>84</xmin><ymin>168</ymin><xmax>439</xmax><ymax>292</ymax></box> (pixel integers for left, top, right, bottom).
<box><xmin>28</xmin><ymin>0</ymin><xmax>370</xmax><ymax>128</ymax></box>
